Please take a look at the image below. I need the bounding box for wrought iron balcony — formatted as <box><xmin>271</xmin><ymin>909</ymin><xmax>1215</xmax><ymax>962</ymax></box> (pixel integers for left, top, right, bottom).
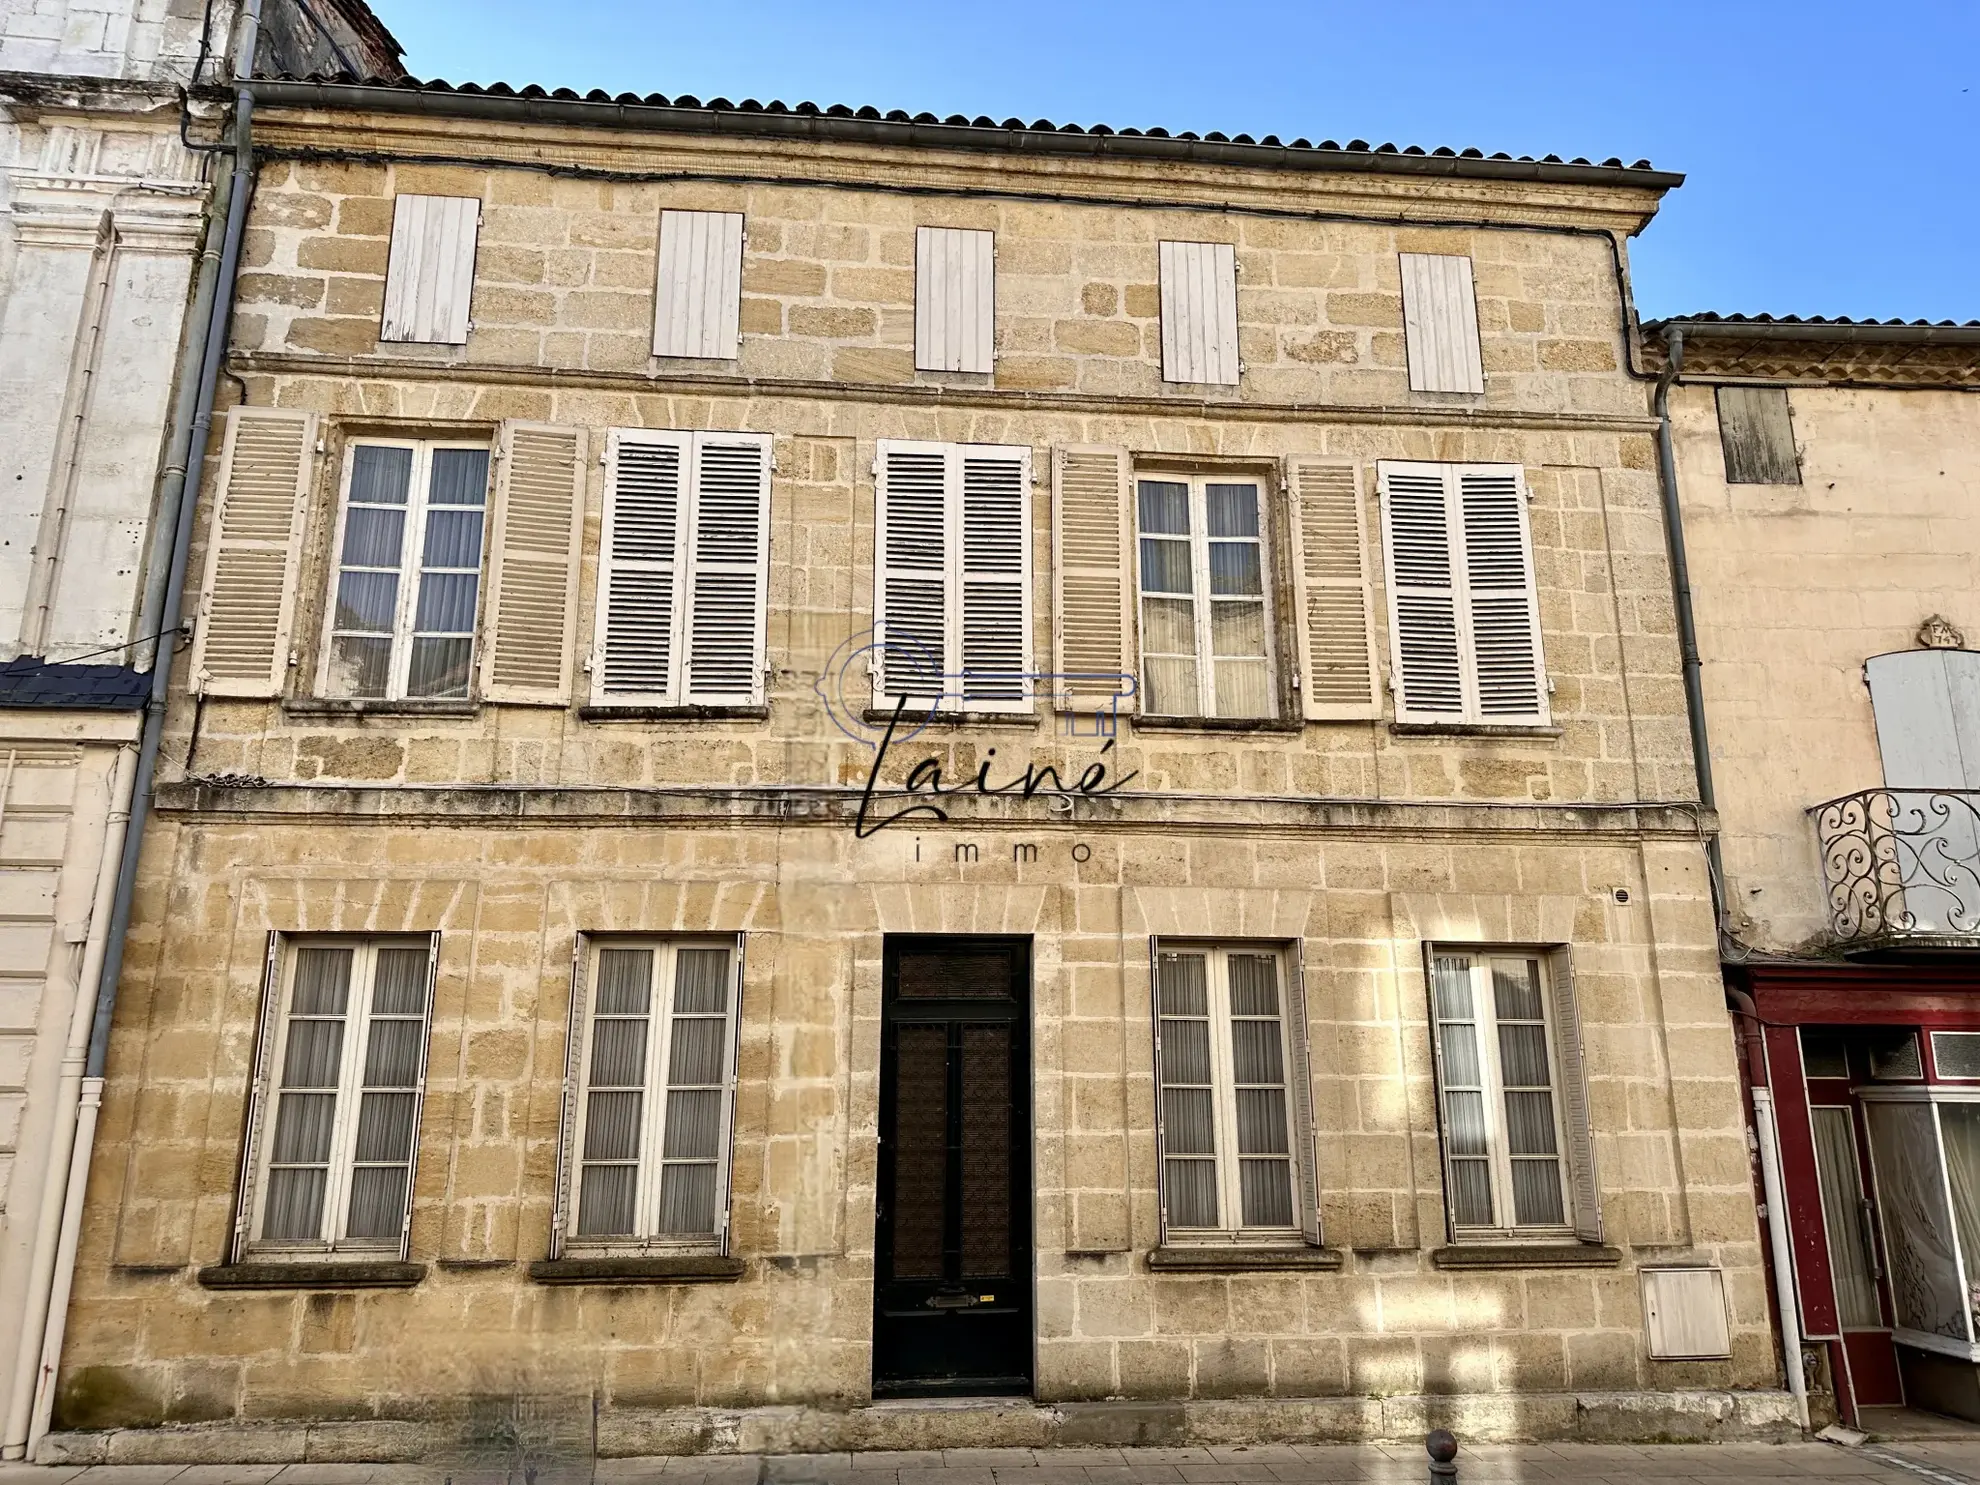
<box><xmin>1812</xmin><ymin>788</ymin><xmax>1980</xmax><ymax>951</ymax></box>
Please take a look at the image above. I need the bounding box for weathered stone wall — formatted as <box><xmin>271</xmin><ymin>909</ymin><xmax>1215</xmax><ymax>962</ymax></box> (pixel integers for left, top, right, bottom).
<box><xmin>1672</xmin><ymin>382</ymin><xmax>1980</xmax><ymax>950</ymax></box>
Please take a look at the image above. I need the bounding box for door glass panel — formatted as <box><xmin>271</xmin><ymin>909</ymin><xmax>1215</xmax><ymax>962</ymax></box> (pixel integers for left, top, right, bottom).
<box><xmin>1866</xmin><ymin>1099</ymin><xmax>1968</xmax><ymax>1340</ymax></box>
<box><xmin>960</xmin><ymin>1026</ymin><xmax>1012</xmax><ymax>1277</ymax></box>
<box><xmin>1939</xmin><ymin>1103</ymin><xmax>1980</xmax><ymax>1321</ymax></box>
<box><xmin>891</xmin><ymin>1025</ymin><xmax>949</xmax><ymax>1279</ymax></box>
<box><xmin>1812</xmin><ymin>1105</ymin><xmax>1882</xmax><ymax>1329</ymax></box>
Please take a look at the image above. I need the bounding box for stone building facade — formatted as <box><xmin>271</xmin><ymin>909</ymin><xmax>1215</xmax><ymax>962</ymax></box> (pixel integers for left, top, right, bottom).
<box><xmin>1649</xmin><ymin>315</ymin><xmax>1980</xmax><ymax>1426</ymax></box>
<box><xmin>44</xmin><ymin>83</ymin><xmax>1787</xmax><ymax>1458</ymax></box>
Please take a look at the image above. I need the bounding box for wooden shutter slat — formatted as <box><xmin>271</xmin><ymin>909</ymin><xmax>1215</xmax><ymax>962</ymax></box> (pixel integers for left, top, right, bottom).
<box><xmin>481</xmin><ymin>421</ymin><xmax>586</xmax><ymax>705</ymax></box>
<box><xmin>1159</xmin><ymin>240</ymin><xmax>1239</xmax><ymax>386</ymax></box>
<box><xmin>958</xmin><ymin>445</ymin><xmax>1031</xmax><ymax>712</ymax></box>
<box><xmin>875</xmin><ymin>439</ymin><xmax>951</xmax><ymax>707</ymax></box>
<box><xmin>1457</xmin><ymin>464</ymin><xmax>1548</xmax><ymax>723</ymax></box>
<box><xmin>683</xmin><ymin>432</ymin><xmax>772</xmax><ymax>705</ymax></box>
<box><xmin>1379</xmin><ymin>461</ymin><xmax>1465</xmax><ymax>721</ymax></box>
<box><xmin>593</xmin><ymin>428</ymin><xmax>689</xmax><ymax>706</ymax></box>
<box><xmin>1285</xmin><ymin>460</ymin><xmax>1379</xmax><ymax>720</ymax></box>
<box><xmin>1547</xmin><ymin>949</ymin><xmax>1603</xmax><ymax>1243</ymax></box>
<box><xmin>381</xmin><ymin>195</ymin><xmax>479</xmax><ymax>344</ymax></box>
<box><xmin>654</xmin><ymin>210</ymin><xmax>744</xmax><ymax>359</ymax></box>
<box><xmin>1051</xmin><ymin>445</ymin><xmax>1135</xmax><ymax>717</ymax></box>
<box><xmin>1400</xmin><ymin>252</ymin><xmax>1484</xmax><ymax>395</ymax></box>
<box><xmin>189</xmin><ymin>407</ymin><xmax>314</xmax><ymax>698</ymax></box>
<box><xmin>915</xmin><ymin>226</ymin><xmax>994</xmax><ymax>374</ymax></box>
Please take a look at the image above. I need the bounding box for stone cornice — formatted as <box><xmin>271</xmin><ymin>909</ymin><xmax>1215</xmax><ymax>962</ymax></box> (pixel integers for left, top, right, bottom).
<box><xmin>231</xmin><ymin>353</ymin><xmax>1663</xmax><ymax>436</ymax></box>
<box><xmin>154</xmin><ymin>779</ymin><xmax>1710</xmax><ymax>840</ymax></box>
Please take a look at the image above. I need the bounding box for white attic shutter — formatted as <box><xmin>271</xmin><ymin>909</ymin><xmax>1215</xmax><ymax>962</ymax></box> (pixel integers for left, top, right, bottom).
<box><xmin>957</xmin><ymin>444</ymin><xmax>1032</xmax><ymax>711</ymax></box>
<box><xmin>481</xmin><ymin>421</ymin><xmax>587</xmax><ymax>704</ymax></box>
<box><xmin>654</xmin><ymin>209</ymin><xmax>745</xmax><ymax>359</ymax></box>
<box><xmin>189</xmin><ymin>407</ymin><xmax>316</xmax><ymax>698</ymax></box>
<box><xmin>682</xmin><ymin>432</ymin><xmax>773</xmax><ymax>705</ymax></box>
<box><xmin>1547</xmin><ymin>948</ymin><xmax>1602</xmax><ymax>1243</ymax></box>
<box><xmin>1051</xmin><ymin>445</ymin><xmax>1135</xmax><ymax>717</ymax></box>
<box><xmin>875</xmin><ymin>440</ymin><xmax>951</xmax><ymax>707</ymax></box>
<box><xmin>593</xmin><ymin>428</ymin><xmax>691</xmax><ymax>706</ymax></box>
<box><xmin>915</xmin><ymin>226</ymin><xmax>995</xmax><ymax>373</ymax></box>
<box><xmin>381</xmin><ymin>195</ymin><xmax>480</xmax><ymax>344</ymax></box>
<box><xmin>1159</xmin><ymin>240</ymin><xmax>1239</xmax><ymax>385</ymax></box>
<box><xmin>1379</xmin><ymin>462</ymin><xmax>1465</xmax><ymax>722</ymax></box>
<box><xmin>1458</xmin><ymin>464</ymin><xmax>1548</xmax><ymax>723</ymax></box>
<box><xmin>1400</xmin><ymin>253</ymin><xmax>1484</xmax><ymax>395</ymax></box>
<box><xmin>1285</xmin><ymin>460</ymin><xmax>1379</xmax><ymax>720</ymax></box>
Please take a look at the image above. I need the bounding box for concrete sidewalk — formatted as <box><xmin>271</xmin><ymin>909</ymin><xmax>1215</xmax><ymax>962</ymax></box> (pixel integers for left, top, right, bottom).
<box><xmin>2</xmin><ymin>1441</ymin><xmax>1973</xmax><ymax>1485</ymax></box>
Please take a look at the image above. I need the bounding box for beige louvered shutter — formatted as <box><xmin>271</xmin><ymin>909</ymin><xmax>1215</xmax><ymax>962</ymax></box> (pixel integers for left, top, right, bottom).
<box><xmin>1284</xmin><ymin>460</ymin><xmax>1379</xmax><ymax>720</ymax></box>
<box><xmin>592</xmin><ymin>428</ymin><xmax>689</xmax><ymax>706</ymax></box>
<box><xmin>1378</xmin><ymin>462</ymin><xmax>1465</xmax><ymax>722</ymax></box>
<box><xmin>1051</xmin><ymin>445</ymin><xmax>1135</xmax><ymax>717</ymax></box>
<box><xmin>481</xmin><ymin>421</ymin><xmax>587</xmax><ymax>705</ymax></box>
<box><xmin>654</xmin><ymin>209</ymin><xmax>744</xmax><ymax>359</ymax></box>
<box><xmin>1547</xmin><ymin>949</ymin><xmax>1603</xmax><ymax>1243</ymax></box>
<box><xmin>874</xmin><ymin>440</ymin><xmax>951</xmax><ymax>708</ymax></box>
<box><xmin>1287</xmin><ymin>941</ymin><xmax>1322</xmax><ymax>1247</ymax></box>
<box><xmin>381</xmin><ymin>194</ymin><xmax>480</xmax><ymax>344</ymax></box>
<box><xmin>189</xmin><ymin>407</ymin><xmax>315</xmax><ymax>698</ymax></box>
<box><xmin>958</xmin><ymin>445</ymin><xmax>1032</xmax><ymax>712</ymax></box>
<box><xmin>229</xmin><ymin>933</ymin><xmax>285</xmax><ymax>1262</ymax></box>
<box><xmin>682</xmin><ymin>432</ymin><xmax>773</xmax><ymax>705</ymax></box>
<box><xmin>1400</xmin><ymin>252</ymin><xmax>1484</xmax><ymax>394</ymax></box>
<box><xmin>1158</xmin><ymin>240</ymin><xmax>1239</xmax><ymax>385</ymax></box>
<box><xmin>1457</xmin><ymin>464</ymin><xmax>1548</xmax><ymax>723</ymax></box>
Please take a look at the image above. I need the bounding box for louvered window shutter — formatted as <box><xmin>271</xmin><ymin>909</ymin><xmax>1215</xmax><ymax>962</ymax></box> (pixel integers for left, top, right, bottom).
<box><xmin>1400</xmin><ymin>253</ymin><xmax>1484</xmax><ymax>395</ymax></box>
<box><xmin>550</xmin><ymin>936</ymin><xmax>590</xmax><ymax>1260</ymax></box>
<box><xmin>230</xmin><ymin>933</ymin><xmax>285</xmax><ymax>1263</ymax></box>
<box><xmin>1379</xmin><ymin>462</ymin><xmax>1465</xmax><ymax>722</ymax></box>
<box><xmin>1547</xmin><ymin>949</ymin><xmax>1603</xmax><ymax>1242</ymax></box>
<box><xmin>1051</xmin><ymin>445</ymin><xmax>1135</xmax><ymax>716</ymax></box>
<box><xmin>654</xmin><ymin>210</ymin><xmax>745</xmax><ymax>359</ymax></box>
<box><xmin>593</xmin><ymin>429</ymin><xmax>691</xmax><ymax>706</ymax></box>
<box><xmin>915</xmin><ymin>226</ymin><xmax>995</xmax><ymax>373</ymax></box>
<box><xmin>1284</xmin><ymin>460</ymin><xmax>1379</xmax><ymax>720</ymax></box>
<box><xmin>381</xmin><ymin>195</ymin><xmax>480</xmax><ymax>345</ymax></box>
<box><xmin>1287</xmin><ymin>940</ymin><xmax>1322</xmax><ymax>1247</ymax></box>
<box><xmin>1457</xmin><ymin>464</ymin><xmax>1548</xmax><ymax>723</ymax></box>
<box><xmin>481</xmin><ymin>421</ymin><xmax>587</xmax><ymax>705</ymax></box>
<box><xmin>874</xmin><ymin>440</ymin><xmax>952</xmax><ymax>707</ymax></box>
<box><xmin>1158</xmin><ymin>240</ymin><xmax>1240</xmax><ymax>385</ymax></box>
<box><xmin>958</xmin><ymin>445</ymin><xmax>1031</xmax><ymax>711</ymax></box>
<box><xmin>190</xmin><ymin>407</ymin><xmax>315</xmax><ymax>698</ymax></box>
<box><xmin>682</xmin><ymin>432</ymin><xmax>772</xmax><ymax>705</ymax></box>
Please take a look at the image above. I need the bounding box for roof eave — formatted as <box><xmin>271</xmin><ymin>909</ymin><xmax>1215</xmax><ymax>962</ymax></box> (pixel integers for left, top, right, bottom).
<box><xmin>1646</xmin><ymin>318</ymin><xmax>1980</xmax><ymax>348</ymax></box>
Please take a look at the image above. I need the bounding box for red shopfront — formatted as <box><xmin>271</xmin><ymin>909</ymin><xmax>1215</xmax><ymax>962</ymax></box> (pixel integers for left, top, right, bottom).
<box><xmin>1742</xmin><ymin>962</ymin><xmax>1980</xmax><ymax>1424</ymax></box>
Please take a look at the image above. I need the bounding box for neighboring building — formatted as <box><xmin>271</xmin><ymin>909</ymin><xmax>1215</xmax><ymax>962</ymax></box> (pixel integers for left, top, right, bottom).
<box><xmin>42</xmin><ymin>79</ymin><xmax>1788</xmax><ymax>1460</ymax></box>
<box><xmin>0</xmin><ymin>0</ymin><xmax>402</xmax><ymax>1460</ymax></box>
<box><xmin>1649</xmin><ymin>314</ymin><xmax>1980</xmax><ymax>1426</ymax></box>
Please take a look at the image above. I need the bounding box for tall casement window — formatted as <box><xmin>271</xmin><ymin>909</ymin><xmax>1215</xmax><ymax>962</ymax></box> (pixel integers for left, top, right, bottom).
<box><xmin>591</xmin><ymin>429</ymin><xmax>773</xmax><ymax>708</ymax></box>
<box><xmin>238</xmin><ymin>937</ymin><xmax>435</xmax><ymax>1259</ymax></box>
<box><xmin>558</xmin><ymin>939</ymin><xmax>743</xmax><ymax>1253</ymax></box>
<box><xmin>1153</xmin><ymin>943</ymin><xmax>1317</xmax><ymax>1243</ymax></box>
<box><xmin>1426</xmin><ymin>949</ymin><xmax>1599</xmax><ymax>1242</ymax></box>
<box><xmin>1135</xmin><ymin>474</ymin><xmax>1276</xmax><ymax>719</ymax></box>
<box><xmin>874</xmin><ymin>439</ymin><xmax>1032</xmax><ymax>713</ymax></box>
<box><xmin>320</xmin><ymin>439</ymin><xmax>492</xmax><ymax>700</ymax></box>
<box><xmin>1378</xmin><ymin>460</ymin><xmax>1548</xmax><ymax>726</ymax></box>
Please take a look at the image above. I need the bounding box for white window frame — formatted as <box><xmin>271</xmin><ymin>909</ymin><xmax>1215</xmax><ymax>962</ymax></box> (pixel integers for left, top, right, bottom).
<box><xmin>1132</xmin><ymin>471</ymin><xmax>1280</xmax><ymax>720</ymax></box>
<box><xmin>1152</xmin><ymin>940</ymin><xmax>1309</xmax><ymax>1245</ymax></box>
<box><xmin>317</xmin><ymin>437</ymin><xmax>493</xmax><ymax>702</ymax></box>
<box><xmin>242</xmin><ymin>935</ymin><xmax>436</xmax><ymax>1259</ymax></box>
<box><xmin>558</xmin><ymin>935</ymin><xmax>744</xmax><ymax>1256</ymax></box>
<box><xmin>1427</xmin><ymin>948</ymin><xmax>1574</xmax><ymax>1242</ymax></box>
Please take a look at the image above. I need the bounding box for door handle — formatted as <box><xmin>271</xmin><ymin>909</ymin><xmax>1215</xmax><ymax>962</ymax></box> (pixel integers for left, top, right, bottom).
<box><xmin>1859</xmin><ymin>1197</ymin><xmax>1883</xmax><ymax>1282</ymax></box>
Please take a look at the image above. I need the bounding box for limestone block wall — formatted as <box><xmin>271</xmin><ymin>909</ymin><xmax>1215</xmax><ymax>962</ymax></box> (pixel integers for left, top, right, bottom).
<box><xmin>1672</xmin><ymin>383</ymin><xmax>1980</xmax><ymax>950</ymax></box>
<box><xmin>57</xmin><ymin>805</ymin><xmax>1771</xmax><ymax>1432</ymax></box>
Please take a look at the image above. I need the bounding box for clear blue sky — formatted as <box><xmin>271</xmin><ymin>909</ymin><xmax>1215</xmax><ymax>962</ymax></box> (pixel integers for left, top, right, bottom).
<box><xmin>375</xmin><ymin>0</ymin><xmax>1977</xmax><ymax>322</ymax></box>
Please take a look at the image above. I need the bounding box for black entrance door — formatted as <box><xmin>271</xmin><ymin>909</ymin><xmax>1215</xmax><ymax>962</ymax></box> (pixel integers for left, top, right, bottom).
<box><xmin>873</xmin><ymin>936</ymin><xmax>1031</xmax><ymax>1397</ymax></box>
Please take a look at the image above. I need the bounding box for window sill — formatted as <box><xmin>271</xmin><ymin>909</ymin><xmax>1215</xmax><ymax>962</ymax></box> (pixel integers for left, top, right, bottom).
<box><xmin>1131</xmin><ymin>715</ymin><xmax>1300</xmax><ymax>734</ymax></box>
<box><xmin>578</xmin><ymin>704</ymin><xmax>769</xmax><ymax>722</ymax></box>
<box><xmin>284</xmin><ymin>698</ymin><xmax>478</xmax><ymax>718</ymax></box>
<box><xmin>434</xmin><ymin>1257</ymin><xmax>514</xmax><ymax>1272</ymax></box>
<box><xmin>528</xmin><ymin>1254</ymin><xmax>744</xmax><ymax>1285</ymax></box>
<box><xmin>197</xmin><ymin>1260</ymin><xmax>426</xmax><ymax>1289</ymax></box>
<box><xmin>1430</xmin><ymin>1243</ymin><xmax>1622</xmax><ymax>1271</ymax></box>
<box><xmin>1147</xmin><ymin>1244</ymin><xmax>1344</xmax><ymax>1273</ymax></box>
<box><xmin>1390</xmin><ymin>722</ymin><xmax>1564</xmax><ymax>739</ymax></box>
<box><xmin>860</xmin><ymin>709</ymin><xmax>1040</xmax><ymax>729</ymax></box>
